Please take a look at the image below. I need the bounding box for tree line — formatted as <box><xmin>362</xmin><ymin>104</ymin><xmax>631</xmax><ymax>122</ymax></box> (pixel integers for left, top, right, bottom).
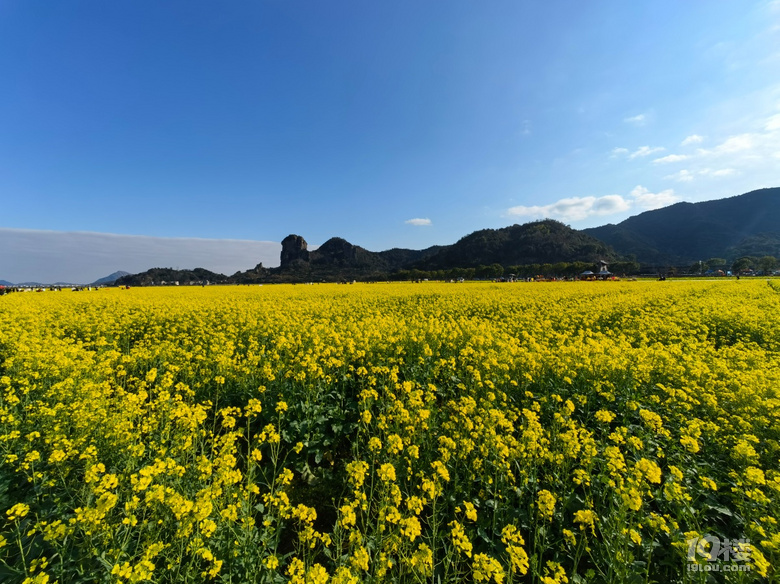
<box><xmin>390</xmin><ymin>261</ymin><xmax>642</xmax><ymax>281</ymax></box>
<box><xmin>688</xmin><ymin>256</ymin><xmax>779</xmax><ymax>275</ymax></box>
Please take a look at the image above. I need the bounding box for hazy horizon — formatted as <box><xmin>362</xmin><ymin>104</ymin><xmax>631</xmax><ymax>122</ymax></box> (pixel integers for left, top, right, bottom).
<box><xmin>0</xmin><ymin>228</ymin><xmax>280</xmax><ymax>284</ymax></box>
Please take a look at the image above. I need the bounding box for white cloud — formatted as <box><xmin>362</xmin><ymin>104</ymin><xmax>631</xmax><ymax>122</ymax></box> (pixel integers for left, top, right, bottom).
<box><xmin>653</xmin><ymin>154</ymin><xmax>690</xmax><ymax>163</ymax></box>
<box><xmin>506</xmin><ymin>195</ymin><xmax>630</xmax><ymax>222</ymax></box>
<box><xmin>666</xmin><ymin>168</ymin><xmax>738</xmax><ymax>182</ymax></box>
<box><xmin>623</xmin><ymin>106</ymin><xmax>779</xmax><ymax>195</ymax></box>
<box><xmin>593</xmin><ymin>195</ymin><xmax>633</xmax><ymax>214</ymax></box>
<box><xmin>714</xmin><ymin>133</ymin><xmax>755</xmax><ymax>154</ymax></box>
<box><xmin>690</xmin><ymin>121</ymin><xmax>779</xmax><ymax>165</ymax></box>
<box><xmin>506</xmin><ymin>185</ymin><xmax>684</xmax><ymax>223</ymax></box>
<box><xmin>405</xmin><ymin>218</ymin><xmax>432</xmax><ymax>226</ymax></box>
<box><xmin>0</xmin><ymin>229</ymin><xmax>281</xmax><ymax>284</ymax></box>
<box><xmin>506</xmin><ymin>185</ymin><xmax>682</xmax><ymax>223</ymax></box>
<box><xmin>610</xmin><ymin>146</ymin><xmax>664</xmax><ymax>159</ymax></box>
<box><xmin>629</xmin><ymin>186</ymin><xmax>681</xmax><ymax>210</ymax></box>
<box><xmin>708</xmin><ymin>168</ymin><xmax>738</xmax><ymax>177</ymax></box>
<box><xmin>665</xmin><ymin>170</ymin><xmax>695</xmax><ymax>182</ymax></box>
<box><xmin>653</xmin><ymin>113</ymin><xmax>779</xmax><ymax>181</ymax></box>
<box><xmin>629</xmin><ymin>146</ymin><xmax>665</xmax><ymax>159</ymax></box>
<box><xmin>624</xmin><ymin>113</ymin><xmax>646</xmax><ymax>125</ymax></box>
<box><xmin>681</xmin><ymin>134</ymin><xmax>704</xmax><ymax>146</ymax></box>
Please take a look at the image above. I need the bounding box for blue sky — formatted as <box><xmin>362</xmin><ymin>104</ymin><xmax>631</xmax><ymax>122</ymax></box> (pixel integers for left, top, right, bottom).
<box><xmin>2</xmin><ymin>1</ymin><xmax>779</xmax><ymax>282</ymax></box>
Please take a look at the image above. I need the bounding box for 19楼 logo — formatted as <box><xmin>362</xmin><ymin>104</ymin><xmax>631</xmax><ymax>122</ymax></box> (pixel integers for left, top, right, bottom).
<box><xmin>686</xmin><ymin>536</ymin><xmax>752</xmax><ymax>572</ymax></box>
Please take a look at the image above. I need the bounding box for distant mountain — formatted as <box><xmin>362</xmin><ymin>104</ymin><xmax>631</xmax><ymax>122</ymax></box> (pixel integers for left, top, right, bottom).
<box><xmin>228</xmin><ymin>220</ymin><xmax>617</xmax><ymax>282</ymax></box>
<box><xmin>2</xmin><ymin>280</ymin><xmax>83</xmax><ymax>287</ymax></box>
<box><xmin>116</xmin><ymin>187</ymin><xmax>780</xmax><ymax>284</ymax></box>
<box><xmin>91</xmin><ymin>271</ymin><xmax>131</xmax><ymax>286</ymax></box>
<box><xmin>583</xmin><ymin>187</ymin><xmax>780</xmax><ymax>264</ymax></box>
<box><xmin>115</xmin><ymin>267</ymin><xmax>228</xmax><ymax>286</ymax></box>
<box><xmin>1</xmin><ymin>273</ymin><xmax>129</xmax><ymax>287</ymax></box>
<box><xmin>232</xmin><ymin>235</ymin><xmax>444</xmax><ymax>282</ymax></box>
<box><xmin>414</xmin><ymin>220</ymin><xmax>617</xmax><ymax>270</ymax></box>
<box><xmin>295</xmin><ymin>235</ymin><xmax>443</xmax><ymax>273</ymax></box>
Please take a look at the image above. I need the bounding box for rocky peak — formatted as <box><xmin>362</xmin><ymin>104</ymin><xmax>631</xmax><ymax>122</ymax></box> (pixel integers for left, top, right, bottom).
<box><xmin>315</xmin><ymin>237</ymin><xmax>358</xmax><ymax>264</ymax></box>
<box><xmin>280</xmin><ymin>235</ymin><xmax>309</xmax><ymax>268</ymax></box>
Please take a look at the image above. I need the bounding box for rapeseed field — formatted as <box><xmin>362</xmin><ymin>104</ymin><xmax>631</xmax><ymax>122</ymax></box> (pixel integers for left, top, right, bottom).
<box><xmin>0</xmin><ymin>281</ymin><xmax>778</xmax><ymax>583</ymax></box>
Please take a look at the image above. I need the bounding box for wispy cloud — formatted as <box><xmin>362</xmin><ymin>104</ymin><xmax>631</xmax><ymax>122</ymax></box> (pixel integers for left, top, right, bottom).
<box><xmin>681</xmin><ymin>134</ymin><xmax>704</xmax><ymax>146</ymax></box>
<box><xmin>611</xmin><ymin>145</ymin><xmax>664</xmax><ymax>159</ymax></box>
<box><xmin>666</xmin><ymin>168</ymin><xmax>738</xmax><ymax>182</ymax></box>
<box><xmin>612</xmin><ymin>112</ymin><xmax>777</xmax><ymax>191</ymax></box>
<box><xmin>405</xmin><ymin>218</ymin><xmax>432</xmax><ymax>226</ymax></box>
<box><xmin>506</xmin><ymin>195</ymin><xmax>631</xmax><ymax>222</ymax></box>
<box><xmin>661</xmin><ymin>114</ymin><xmax>780</xmax><ymax>171</ymax></box>
<box><xmin>653</xmin><ymin>154</ymin><xmax>690</xmax><ymax>164</ymax></box>
<box><xmin>710</xmin><ymin>133</ymin><xmax>755</xmax><ymax>154</ymax></box>
<box><xmin>699</xmin><ymin>168</ymin><xmax>739</xmax><ymax>178</ymax></box>
<box><xmin>708</xmin><ymin>168</ymin><xmax>738</xmax><ymax>176</ymax></box>
<box><xmin>766</xmin><ymin>114</ymin><xmax>780</xmax><ymax>131</ymax></box>
<box><xmin>624</xmin><ymin>113</ymin><xmax>647</xmax><ymax>125</ymax></box>
<box><xmin>505</xmin><ymin>185</ymin><xmax>680</xmax><ymax>222</ymax></box>
<box><xmin>629</xmin><ymin>146</ymin><xmax>665</xmax><ymax>159</ymax></box>
<box><xmin>629</xmin><ymin>186</ymin><xmax>680</xmax><ymax>210</ymax></box>
<box><xmin>664</xmin><ymin>170</ymin><xmax>695</xmax><ymax>182</ymax></box>
<box><xmin>0</xmin><ymin>229</ymin><xmax>280</xmax><ymax>284</ymax></box>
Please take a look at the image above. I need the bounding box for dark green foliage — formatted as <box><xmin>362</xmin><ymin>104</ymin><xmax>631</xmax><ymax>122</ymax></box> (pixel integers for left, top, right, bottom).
<box><xmin>584</xmin><ymin>187</ymin><xmax>780</xmax><ymax>264</ymax></box>
<box><xmin>416</xmin><ymin>220</ymin><xmax>617</xmax><ymax>270</ymax></box>
<box><xmin>727</xmin><ymin>233</ymin><xmax>780</xmax><ymax>260</ymax></box>
<box><xmin>115</xmin><ymin>267</ymin><xmax>229</xmax><ymax>286</ymax></box>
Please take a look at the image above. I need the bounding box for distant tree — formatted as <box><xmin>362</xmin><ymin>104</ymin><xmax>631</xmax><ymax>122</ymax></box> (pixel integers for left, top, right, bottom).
<box><xmin>571</xmin><ymin>261</ymin><xmax>591</xmax><ymax>276</ymax></box>
<box><xmin>611</xmin><ymin>261</ymin><xmax>641</xmax><ymax>275</ymax></box>
<box><xmin>475</xmin><ymin>265</ymin><xmax>490</xmax><ymax>279</ymax></box>
<box><xmin>758</xmin><ymin>255</ymin><xmax>778</xmax><ymax>275</ymax></box>
<box><xmin>689</xmin><ymin>262</ymin><xmax>703</xmax><ymax>275</ymax></box>
<box><xmin>474</xmin><ymin>264</ymin><xmax>502</xmax><ymax>279</ymax></box>
<box><xmin>732</xmin><ymin>256</ymin><xmax>755</xmax><ymax>273</ymax></box>
<box><xmin>448</xmin><ymin>267</ymin><xmax>466</xmax><ymax>280</ymax></box>
<box><xmin>488</xmin><ymin>263</ymin><xmax>504</xmax><ymax>278</ymax></box>
<box><xmin>706</xmin><ymin>258</ymin><xmax>727</xmax><ymax>270</ymax></box>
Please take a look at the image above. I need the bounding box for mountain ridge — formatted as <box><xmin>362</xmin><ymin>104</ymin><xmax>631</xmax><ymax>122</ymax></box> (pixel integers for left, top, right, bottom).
<box><xmin>583</xmin><ymin>187</ymin><xmax>780</xmax><ymax>264</ymax></box>
<box><xmin>91</xmin><ymin>271</ymin><xmax>131</xmax><ymax>286</ymax></box>
<box><xmin>108</xmin><ymin>187</ymin><xmax>780</xmax><ymax>285</ymax></box>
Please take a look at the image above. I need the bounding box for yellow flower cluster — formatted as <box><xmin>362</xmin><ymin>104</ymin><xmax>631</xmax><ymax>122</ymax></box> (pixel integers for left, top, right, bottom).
<box><xmin>0</xmin><ymin>280</ymin><xmax>778</xmax><ymax>582</ymax></box>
